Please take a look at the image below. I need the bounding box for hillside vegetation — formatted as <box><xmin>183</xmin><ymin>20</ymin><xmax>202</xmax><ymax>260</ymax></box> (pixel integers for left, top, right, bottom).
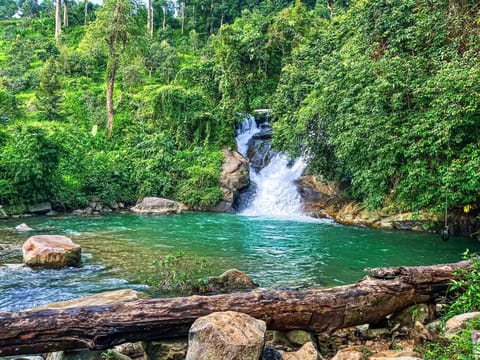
<box><xmin>0</xmin><ymin>0</ymin><xmax>478</xmax><ymax>216</ymax></box>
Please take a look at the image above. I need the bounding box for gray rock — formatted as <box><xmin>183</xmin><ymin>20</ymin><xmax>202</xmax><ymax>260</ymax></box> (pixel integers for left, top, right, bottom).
<box><xmin>445</xmin><ymin>312</ymin><xmax>480</xmax><ymax>338</ymax></box>
<box><xmin>28</xmin><ymin>202</ymin><xmax>52</xmax><ymax>214</ymax></box>
<box><xmin>285</xmin><ymin>330</ymin><xmax>312</xmax><ymax>346</ymax></box>
<box><xmin>390</xmin><ymin>304</ymin><xmax>430</xmax><ymax>330</ymax></box>
<box><xmin>261</xmin><ymin>347</ymin><xmax>282</xmax><ymax>360</ymax></box>
<box><xmin>206</xmin><ymin>269</ymin><xmax>259</xmax><ymax>293</ymax></box>
<box><xmin>46</xmin><ymin>350</ymin><xmax>103</xmax><ymax>360</ymax></box>
<box><xmin>186</xmin><ymin>311</ymin><xmax>266</xmax><ymax>360</ymax></box>
<box><xmin>130</xmin><ymin>197</ymin><xmax>182</xmax><ymax>215</ymax></box>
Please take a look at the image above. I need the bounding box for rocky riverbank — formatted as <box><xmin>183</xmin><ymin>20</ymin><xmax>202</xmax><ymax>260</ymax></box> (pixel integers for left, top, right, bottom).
<box><xmin>297</xmin><ymin>176</ymin><xmax>480</xmax><ymax>239</ymax></box>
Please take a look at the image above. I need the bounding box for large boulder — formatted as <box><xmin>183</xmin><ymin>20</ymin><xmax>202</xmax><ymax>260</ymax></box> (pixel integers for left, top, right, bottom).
<box><xmin>205</xmin><ymin>269</ymin><xmax>259</xmax><ymax>293</ymax></box>
<box><xmin>208</xmin><ymin>149</ymin><xmax>249</xmax><ymax>213</ymax></box>
<box><xmin>186</xmin><ymin>311</ymin><xmax>266</xmax><ymax>360</ymax></box>
<box><xmin>131</xmin><ymin>197</ymin><xmax>182</xmax><ymax>215</ymax></box>
<box><xmin>22</xmin><ymin>235</ymin><xmax>81</xmax><ymax>268</ymax></box>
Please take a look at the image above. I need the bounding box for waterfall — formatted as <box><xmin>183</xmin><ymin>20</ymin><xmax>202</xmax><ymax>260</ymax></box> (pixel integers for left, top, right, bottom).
<box><xmin>235</xmin><ymin>115</ymin><xmax>307</xmax><ymax>218</ymax></box>
<box><xmin>235</xmin><ymin>114</ymin><xmax>260</xmax><ymax>157</ymax></box>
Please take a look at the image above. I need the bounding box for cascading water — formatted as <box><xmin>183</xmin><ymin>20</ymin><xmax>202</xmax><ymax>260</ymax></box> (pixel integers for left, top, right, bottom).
<box><xmin>235</xmin><ymin>114</ymin><xmax>261</xmax><ymax>157</ymax></box>
<box><xmin>235</xmin><ymin>115</ymin><xmax>307</xmax><ymax>218</ymax></box>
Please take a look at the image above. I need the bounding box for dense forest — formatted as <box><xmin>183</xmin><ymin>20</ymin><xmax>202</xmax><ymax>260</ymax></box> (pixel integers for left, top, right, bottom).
<box><xmin>0</xmin><ymin>0</ymin><xmax>478</xmax><ymax>216</ymax></box>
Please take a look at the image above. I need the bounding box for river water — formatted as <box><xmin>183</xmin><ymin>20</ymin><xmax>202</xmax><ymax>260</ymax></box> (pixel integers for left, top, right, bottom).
<box><xmin>1</xmin><ymin>212</ymin><xmax>478</xmax><ymax>312</ymax></box>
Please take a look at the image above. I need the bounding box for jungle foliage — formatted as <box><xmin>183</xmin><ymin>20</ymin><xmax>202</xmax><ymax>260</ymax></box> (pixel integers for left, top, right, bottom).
<box><xmin>0</xmin><ymin>0</ymin><xmax>478</xmax><ymax>215</ymax></box>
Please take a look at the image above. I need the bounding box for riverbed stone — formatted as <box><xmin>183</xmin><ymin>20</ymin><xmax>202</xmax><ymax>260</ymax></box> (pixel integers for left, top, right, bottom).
<box><xmin>369</xmin><ymin>350</ymin><xmax>422</xmax><ymax>359</ymax></box>
<box><xmin>29</xmin><ymin>289</ymin><xmax>143</xmax><ymax>311</ymax></box>
<box><xmin>22</xmin><ymin>235</ymin><xmax>81</xmax><ymax>268</ymax></box>
<box><xmin>330</xmin><ymin>346</ymin><xmax>364</xmax><ymax>360</ymax></box>
<box><xmin>206</xmin><ymin>268</ymin><xmax>259</xmax><ymax>293</ymax></box>
<box><xmin>130</xmin><ymin>197</ymin><xmax>182</xmax><ymax>215</ymax></box>
<box><xmin>261</xmin><ymin>347</ymin><xmax>282</xmax><ymax>360</ymax></box>
<box><xmin>46</xmin><ymin>350</ymin><xmax>104</xmax><ymax>360</ymax></box>
<box><xmin>28</xmin><ymin>202</ymin><xmax>52</xmax><ymax>214</ymax></box>
<box><xmin>142</xmin><ymin>340</ymin><xmax>188</xmax><ymax>360</ymax></box>
<box><xmin>279</xmin><ymin>342</ymin><xmax>319</xmax><ymax>360</ymax></box>
<box><xmin>285</xmin><ymin>330</ymin><xmax>312</xmax><ymax>347</ymax></box>
<box><xmin>444</xmin><ymin>312</ymin><xmax>480</xmax><ymax>337</ymax></box>
<box><xmin>390</xmin><ymin>304</ymin><xmax>430</xmax><ymax>329</ymax></box>
<box><xmin>186</xmin><ymin>311</ymin><xmax>266</xmax><ymax>360</ymax></box>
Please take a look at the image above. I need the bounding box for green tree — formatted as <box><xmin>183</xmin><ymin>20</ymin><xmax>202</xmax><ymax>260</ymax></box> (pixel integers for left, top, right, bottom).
<box><xmin>82</xmin><ymin>0</ymin><xmax>145</xmax><ymax>136</ymax></box>
<box><xmin>36</xmin><ymin>57</ymin><xmax>64</xmax><ymax>120</ymax></box>
<box><xmin>143</xmin><ymin>40</ymin><xmax>178</xmax><ymax>83</ymax></box>
<box><xmin>0</xmin><ymin>0</ymin><xmax>17</xmax><ymax>19</ymax></box>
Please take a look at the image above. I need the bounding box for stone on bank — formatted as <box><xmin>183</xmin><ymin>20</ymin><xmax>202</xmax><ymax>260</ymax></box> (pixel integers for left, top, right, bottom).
<box><xmin>130</xmin><ymin>197</ymin><xmax>182</xmax><ymax>215</ymax></box>
<box><xmin>22</xmin><ymin>235</ymin><xmax>81</xmax><ymax>268</ymax></box>
<box><xmin>186</xmin><ymin>311</ymin><xmax>266</xmax><ymax>360</ymax></box>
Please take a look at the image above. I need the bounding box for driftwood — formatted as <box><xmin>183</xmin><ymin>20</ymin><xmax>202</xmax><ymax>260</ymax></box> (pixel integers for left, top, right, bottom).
<box><xmin>0</xmin><ymin>260</ymin><xmax>472</xmax><ymax>356</ymax></box>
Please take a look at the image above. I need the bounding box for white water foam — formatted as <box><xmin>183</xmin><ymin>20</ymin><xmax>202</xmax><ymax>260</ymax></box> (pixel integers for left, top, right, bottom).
<box><xmin>235</xmin><ymin>114</ymin><xmax>261</xmax><ymax>157</ymax></box>
<box><xmin>241</xmin><ymin>155</ymin><xmax>308</xmax><ymax>218</ymax></box>
<box><xmin>235</xmin><ymin>115</ymin><xmax>310</xmax><ymax>219</ymax></box>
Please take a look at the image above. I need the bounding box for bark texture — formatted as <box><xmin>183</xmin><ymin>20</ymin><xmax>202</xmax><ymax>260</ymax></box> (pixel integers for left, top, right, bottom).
<box><xmin>0</xmin><ymin>260</ymin><xmax>471</xmax><ymax>356</ymax></box>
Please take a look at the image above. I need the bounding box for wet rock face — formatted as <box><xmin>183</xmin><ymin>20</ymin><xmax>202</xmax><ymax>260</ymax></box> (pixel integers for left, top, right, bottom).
<box><xmin>22</xmin><ymin>235</ymin><xmax>81</xmax><ymax>268</ymax></box>
<box><xmin>246</xmin><ymin>126</ymin><xmax>275</xmax><ymax>171</ymax></box>
<box><xmin>186</xmin><ymin>311</ymin><xmax>266</xmax><ymax>360</ymax></box>
<box><xmin>208</xmin><ymin>149</ymin><xmax>250</xmax><ymax>213</ymax></box>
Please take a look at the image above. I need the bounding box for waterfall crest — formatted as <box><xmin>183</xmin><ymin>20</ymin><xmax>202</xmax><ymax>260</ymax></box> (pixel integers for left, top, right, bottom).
<box><xmin>235</xmin><ymin>115</ymin><xmax>308</xmax><ymax>218</ymax></box>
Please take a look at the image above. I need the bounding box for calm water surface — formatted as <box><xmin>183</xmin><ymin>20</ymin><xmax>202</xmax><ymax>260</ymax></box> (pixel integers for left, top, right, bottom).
<box><xmin>1</xmin><ymin>212</ymin><xmax>478</xmax><ymax>312</ymax></box>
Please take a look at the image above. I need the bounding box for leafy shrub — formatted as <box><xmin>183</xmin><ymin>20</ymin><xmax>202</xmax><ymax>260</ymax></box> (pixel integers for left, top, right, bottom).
<box><xmin>0</xmin><ymin>123</ymin><xmax>63</xmax><ymax>204</ymax></box>
<box><xmin>79</xmin><ymin>150</ymin><xmax>135</xmax><ymax>204</ymax></box>
<box><xmin>422</xmin><ymin>318</ymin><xmax>480</xmax><ymax>360</ymax></box>
<box><xmin>446</xmin><ymin>252</ymin><xmax>480</xmax><ymax>319</ymax></box>
<box><xmin>145</xmin><ymin>251</ymin><xmax>212</xmax><ymax>294</ymax></box>
<box><xmin>174</xmin><ymin>149</ymin><xmax>224</xmax><ymax>207</ymax></box>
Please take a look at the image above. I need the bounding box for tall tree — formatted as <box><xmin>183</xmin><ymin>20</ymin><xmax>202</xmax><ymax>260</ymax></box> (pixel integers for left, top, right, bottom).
<box><xmin>55</xmin><ymin>0</ymin><xmax>61</xmax><ymax>41</ymax></box>
<box><xmin>82</xmin><ymin>0</ymin><xmax>144</xmax><ymax>136</ymax></box>
<box><xmin>147</xmin><ymin>0</ymin><xmax>153</xmax><ymax>37</ymax></box>
<box><xmin>84</xmin><ymin>0</ymin><xmax>88</xmax><ymax>26</ymax></box>
<box><xmin>36</xmin><ymin>57</ymin><xmax>63</xmax><ymax>120</ymax></box>
<box><xmin>63</xmin><ymin>0</ymin><xmax>68</xmax><ymax>27</ymax></box>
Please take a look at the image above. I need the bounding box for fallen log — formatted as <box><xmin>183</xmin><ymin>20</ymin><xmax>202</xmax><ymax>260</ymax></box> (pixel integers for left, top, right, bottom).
<box><xmin>0</xmin><ymin>260</ymin><xmax>472</xmax><ymax>356</ymax></box>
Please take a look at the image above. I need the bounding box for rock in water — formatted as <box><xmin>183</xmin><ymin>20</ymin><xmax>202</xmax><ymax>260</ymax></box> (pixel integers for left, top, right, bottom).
<box><xmin>15</xmin><ymin>223</ymin><xmax>35</xmax><ymax>231</ymax></box>
<box><xmin>186</xmin><ymin>311</ymin><xmax>266</xmax><ymax>360</ymax></box>
<box><xmin>22</xmin><ymin>235</ymin><xmax>81</xmax><ymax>268</ymax></box>
<box><xmin>130</xmin><ymin>197</ymin><xmax>182</xmax><ymax>215</ymax></box>
<box><xmin>206</xmin><ymin>269</ymin><xmax>259</xmax><ymax>293</ymax></box>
